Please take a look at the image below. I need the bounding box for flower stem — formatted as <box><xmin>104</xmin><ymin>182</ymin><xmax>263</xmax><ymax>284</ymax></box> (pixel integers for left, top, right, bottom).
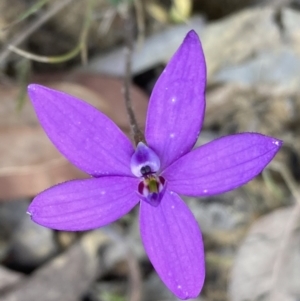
<box><xmin>123</xmin><ymin>5</ymin><xmax>145</xmax><ymax>146</ymax></box>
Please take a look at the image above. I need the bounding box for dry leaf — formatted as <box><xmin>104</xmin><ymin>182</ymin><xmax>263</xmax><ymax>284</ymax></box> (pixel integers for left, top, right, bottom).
<box><xmin>229</xmin><ymin>207</ymin><xmax>300</xmax><ymax>301</ymax></box>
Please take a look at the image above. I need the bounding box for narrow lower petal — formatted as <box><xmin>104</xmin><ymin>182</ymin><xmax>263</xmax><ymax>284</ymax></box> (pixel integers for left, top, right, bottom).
<box><xmin>140</xmin><ymin>190</ymin><xmax>205</xmax><ymax>299</ymax></box>
<box><xmin>145</xmin><ymin>30</ymin><xmax>206</xmax><ymax>170</ymax></box>
<box><xmin>163</xmin><ymin>133</ymin><xmax>282</xmax><ymax>196</ymax></box>
<box><xmin>28</xmin><ymin>84</ymin><xmax>134</xmax><ymax>177</ymax></box>
<box><xmin>28</xmin><ymin>176</ymin><xmax>140</xmax><ymax>231</ymax></box>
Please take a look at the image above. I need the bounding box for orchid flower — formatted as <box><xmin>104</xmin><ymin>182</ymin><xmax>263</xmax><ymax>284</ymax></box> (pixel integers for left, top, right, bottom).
<box><xmin>27</xmin><ymin>30</ymin><xmax>282</xmax><ymax>299</ymax></box>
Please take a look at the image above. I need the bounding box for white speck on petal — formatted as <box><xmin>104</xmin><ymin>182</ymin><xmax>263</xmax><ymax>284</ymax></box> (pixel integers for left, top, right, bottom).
<box><xmin>273</xmin><ymin>140</ymin><xmax>280</xmax><ymax>146</ymax></box>
<box><xmin>171</xmin><ymin>205</ymin><xmax>175</xmax><ymax>209</ymax></box>
<box><xmin>171</xmin><ymin>97</ymin><xmax>176</xmax><ymax>103</ymax></box>
<box><xmin>203</xmin><ymin>189</ymin><xmax>208</xmax><ymax>193</ymax></box>
<box><xmin>177</xmin><ymin>285</ymin><xmax>182</xmax><ymax>289</ymax></box>
<box><xmin>170</xmin><ymin>133</ymin><xmax>175</xmax><ymax>138</ymax></box>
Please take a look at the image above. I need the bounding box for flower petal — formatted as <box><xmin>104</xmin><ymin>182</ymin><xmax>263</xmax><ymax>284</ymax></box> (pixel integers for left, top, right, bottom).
<box><xmin>140</xmin><ymin>190</ymin><xmax>205</xmax><ymax>299</ymax></box>
<box><xmin>28</xmin><ymin>176</ymin><xmax>140</xmax><ymax>231</ymax></box>
<box><xmin>145</xmin><ymin>30</ymin><xmax>206</xmax><ymax>170</ymax></box>
<box><xmin>28</xmin><ymin>84</ymin><xmax>134</xmax><ymax>177</ymax></box>
<box><xmin>163</xmin><ymin>133</ymin><xmax>282</xmax><ymax>196</ymax></box>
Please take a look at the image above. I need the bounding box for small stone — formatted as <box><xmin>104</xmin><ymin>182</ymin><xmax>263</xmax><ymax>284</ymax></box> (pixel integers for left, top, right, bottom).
<box><xmin>1</xmin><ymin>230</ymin><xmax>108</xmax><ymax>301</ymax></box>
<box><xmin>8</xmin><ymin>215</ymin><xmax>58</xmax><ymax>269</ymax></box>
<box><xmin>0</xmin><ymin>266</ymin><xmax>23</xmax><ymax>292</ymax></box>
<box><xmin>0</xmin><ymin>200</ymin><xmax>29</xmax><ymax>262</ymax></box>
<box><xmin>186</xmin><ymin>190</ymin><xmax>253</xmax><ymax>238</ymax></box>
<box><xmin>202</xmin><ymin>7</ymin><xmax>281</xmax><ymax>79</ymax></box>
<box><xmin>214</xmin><ymin>49</ymin><xmax>300</xmax><ymax>89</ymax></box>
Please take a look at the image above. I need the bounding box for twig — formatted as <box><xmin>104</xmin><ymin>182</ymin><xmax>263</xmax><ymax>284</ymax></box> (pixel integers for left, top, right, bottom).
<box><xmin>122</xmin><ymin>5</ymin><xmax>145</xmax><ymax>146</ymax></box>
<box><xmin>0</xmin><ymin>0</ymin><xmax>75</xmax><ymax>67</ymax></box>
<box><xmin>98</xmin><ymin>8</ymin><xmax>117</xmax><ymax>36</ymax></box>
<box><xmin>125</xmin><ymin>247</ymin><xmax>142</xmax><ymax>301</ymax></box>
<box><xmin>7</xmin><ymin>44</ymin><xmax>81</xmax><ymax>63</ymax></box>
<box><xmin>133</xmin><ymin>0</ymin><xmax>145</xmax><ymax>48</ymax></box>
<box><xmin>79</xmin><ymin>0</ymin><xmax>95</xmax><ymax>65</ymax></box>
<box><xmin>267</xmin><ymin>162</ymin><xmax>300</xmax><ymax>301</ymax></box>
<box><xmin>269</xmin><ymin>161</ymin><xmax>300</xmax><ymax>201</ymax></box>
<box><xmin>103</xmin><ymin>226</ymin><xmax>142</xmax><ymax>301</ymax></box>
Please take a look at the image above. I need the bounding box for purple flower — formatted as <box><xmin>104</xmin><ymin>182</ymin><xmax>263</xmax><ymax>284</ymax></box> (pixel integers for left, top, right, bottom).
<box><xmin>27</xmin><ymin>30</ymin><xmax>281</xmax><ymax>299</ymax></box>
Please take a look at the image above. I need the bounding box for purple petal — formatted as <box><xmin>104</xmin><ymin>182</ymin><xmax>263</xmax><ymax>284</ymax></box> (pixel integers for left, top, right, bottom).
<box><xmin>28</xmin><ymin>176</ymin><xmax>140</xmax><ymax>231</ymax></box>
<box><xmin>28</xmin><ymin>84</ymin><xmax>134</xmax><ymax>177</ymax></box>
<box><xmin>163</xmin><ymin>133</ymin><xmax>282</xmax><ymax>196</ymax></box>
<box><xmin>145</xmin><ymin>30</ymin><xmax>206</xmax><ymax>170</ymax></box>
<box><xmin>140</xmin><ymin>190</ymin><xmax>205</xmax><ymax>299</ymax></box>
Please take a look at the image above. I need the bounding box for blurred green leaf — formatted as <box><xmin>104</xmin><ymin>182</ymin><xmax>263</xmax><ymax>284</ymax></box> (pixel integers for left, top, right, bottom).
<box><xmin>107</xmin><ymin>0</ymin><xmax>133</xmax><ymax>7</ymax></box>
<box><xmin>101</xmin><ymin>291</ymin><xmax>126</xmax><ymax>301</ymax></box>
<box><xmin>16</xmin><ymin>58</ymin><xmax>31</xmax><ymax>110</ymax></box>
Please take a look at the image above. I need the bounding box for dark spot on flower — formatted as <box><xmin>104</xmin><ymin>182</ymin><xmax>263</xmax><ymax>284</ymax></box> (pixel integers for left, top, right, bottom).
<box><xmin>140</xmin><ymin>165</ymin><xmax>151</xmax><ymax>176</ymax></box>
<box><xmin>138</xmin><ymin>181</ymin><xmax>145</xmax><ymax>194</ymax></box>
